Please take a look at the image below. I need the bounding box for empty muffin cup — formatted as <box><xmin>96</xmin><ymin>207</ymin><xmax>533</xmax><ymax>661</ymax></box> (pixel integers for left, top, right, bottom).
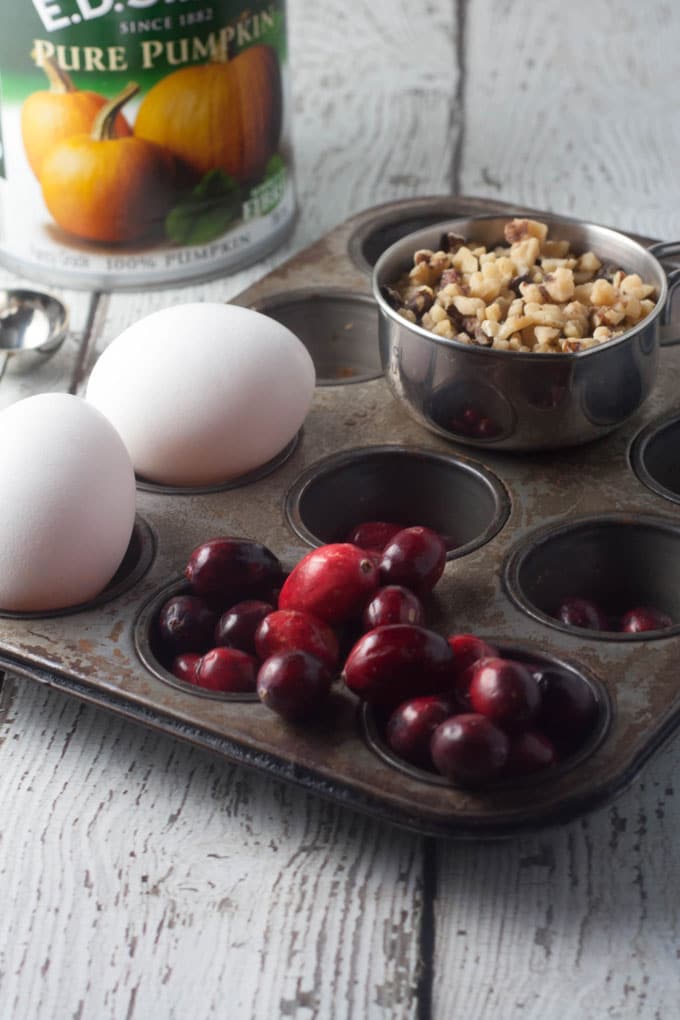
<box><xmin>284</xmin><ymin>445</ymin><xmax>510</xmax><ymax>556</ymax></box>
<box><xmin>0</xmin><ymin>515</ymin><xmax>155</xmax><ymax>619</ymax></box>
<box><xmin>347</xmin><ymin>197</ymin><xmax>480</xmax><ymax>274</ymax></box>
<box><xmin>504</xmin><ymin>514</ymin><xmax>680</xmax><ymax>638</ymax></box>
<box><xmin>630</xmin><ymin>412</ymin><xmax>680</xmax><ymax>505</ymax></box>
<box><xmin>249</xmin><ymin>289</ymin><xmax>382</xmax><ymax>385</ymax></box>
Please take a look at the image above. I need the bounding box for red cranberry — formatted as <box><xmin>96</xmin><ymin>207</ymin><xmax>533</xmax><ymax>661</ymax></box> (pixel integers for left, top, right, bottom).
<box><xmin>342</xmin><ymin>623</ymin><xmax>455</xmax><ymax>708</ymax></box>
<box><xmin>194</xmin><ymin>647</ymin><xmax>257</xmax><ymax>693</ymax></box>
<box><xmin>170</xmin><ymin>652</ymin><xmax>201</xmax><ymax>685</ymax></box>
<box><xmin>185</xmin><ymin>537</ymin><xmax>282</xmax><ymax>603</ymax></box>
<box><xmin>536</xmin><ymin>668</ymin><xmax>599</xmax><ymax>754</ymax></box>
<box><xmin>254</xmin><ymin>608</ymin><xmax>339</xmax><ymax>670</ymax></box>
<box><xmin>157</xmin><ymin>595</ymin><xmax>217</xmax><ymax>654</ymax></box>
<box><xmin>385</xmin><ymin>695</ymin><xmax>454</xmax><ymax>769</ymax></box>
<box><xmin>476</xmin><ymin>416</ymin><xmax>499</xmax><ymax>439</ymax></box>
<box><xmin>214</xmin><ymin>599</ymin><xmax>273</xmax><ymax>654</ymax></box>
<box><xmin>556</xmin><ymin>596</ymin><xmax>609</xmax><ymax>631</ymax></box>
<box><xmin>468</xmin><ymin>657</ymin><xmax>541</xmax><ymax>732</ymax></box>
<box><xmin>430</xmin><ymin>713</ymin><xmax>509</xmax><ymax>785</ymax></box>
<box><xmin>278</xmin><ymin>543</ymin><xmax>379</xmax><ymax>624</ymax></box>
<box><xmin>257</xmin><ymin>650</ymin><xmax>332</xmax><ymax>722</ymax></box>
<box><xmin>345</xmin><ymin>521</ymin><xmax>403</xmax><ymax>552</ymax></box>
<box><xmin>505</xmin><ymin>730</ymin><xmax>557</xmax><ymax>778</ymax></box>
<box><xmin>619</xmin><ymin>605</ymin><xmax>673</xmax><ymax>633</ymax></box>
<box><xmin>379</xmin><ymin>526</ymin><xmax>447</xmax><ymax>595</ymax></box>
<box><xmin>447</xmin><ymin>633</ymin><xmax>499</xmax><ymax>707</ymax></box>
<box><xmin>362</xmin><ymin>585</ymin><xmax>425</xmax><ymax>630</ymax></box>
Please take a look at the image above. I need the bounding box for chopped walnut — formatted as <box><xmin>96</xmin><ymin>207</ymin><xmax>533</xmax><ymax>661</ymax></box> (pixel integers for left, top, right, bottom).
<box><xmin>387</xmin><ymin>217</ymin><xmax>658</xmax><ymax>354</ymax></box>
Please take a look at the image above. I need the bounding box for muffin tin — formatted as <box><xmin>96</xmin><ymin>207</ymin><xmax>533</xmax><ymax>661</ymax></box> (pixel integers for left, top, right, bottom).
<box><xmin>2</xmin><ymin>194</ymin><xmax>680</xmax><ymax>839</ymax></box>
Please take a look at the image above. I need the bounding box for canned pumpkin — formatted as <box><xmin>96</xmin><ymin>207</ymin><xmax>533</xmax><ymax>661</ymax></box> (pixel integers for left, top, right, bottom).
<box><xmin>0</xmin><ymin>1</ymin><xmax>296</xmax><ymax>288</ymax></box>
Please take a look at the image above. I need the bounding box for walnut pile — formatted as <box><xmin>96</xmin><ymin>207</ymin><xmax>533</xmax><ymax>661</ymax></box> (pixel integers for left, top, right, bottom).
<box><xmin>383</xmin><ymin>218</ymin><xmax>657</xmax><ymax>353</ymax></box>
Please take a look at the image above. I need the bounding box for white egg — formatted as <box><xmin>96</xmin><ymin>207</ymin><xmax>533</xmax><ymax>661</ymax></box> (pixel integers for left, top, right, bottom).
<box><xmin>86</xmin><ymin>303</ymin><xmax>316</xmax><ymax>486</ymax></box>
<box><xmin>0</xmin><ymin>393</ymin><xmax>137</xmax><ymax>612</ymax></box>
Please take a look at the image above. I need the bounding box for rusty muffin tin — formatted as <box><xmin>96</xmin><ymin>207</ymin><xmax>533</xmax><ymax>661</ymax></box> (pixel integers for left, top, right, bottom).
<box><xmin>2</xmin><ymin>194</ymin><xmax>680</xmax><ymax>839</ymax></box>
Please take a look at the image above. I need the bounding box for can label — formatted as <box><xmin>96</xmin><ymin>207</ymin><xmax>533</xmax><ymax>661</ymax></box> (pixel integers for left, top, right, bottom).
<box><xmin>0</xmin><ymin>1</ymin><xmax>295</xmax><ymax>286</ymax></box>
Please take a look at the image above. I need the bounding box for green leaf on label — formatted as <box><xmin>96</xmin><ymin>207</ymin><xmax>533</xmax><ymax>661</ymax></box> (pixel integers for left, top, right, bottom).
<box><xmin>165</xmin><ymin>170</ymin><xmax>243</xmax><ymax>246</ymax></box>
<box><xmin>263</xmin><ymin>153</ymin><xmax>285</xmax><ymax>182</ymax></box>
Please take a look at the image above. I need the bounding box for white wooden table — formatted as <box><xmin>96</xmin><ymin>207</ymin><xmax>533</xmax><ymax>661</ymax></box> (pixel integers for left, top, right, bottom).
<box><xmin>2</xmin><ymin>2</ymin><xmax>680</xmax><ymax>1017</ymax></box>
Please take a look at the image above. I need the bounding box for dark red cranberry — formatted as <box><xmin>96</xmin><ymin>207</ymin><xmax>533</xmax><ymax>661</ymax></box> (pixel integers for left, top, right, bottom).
<box><xmin>536</xmin><ymin>668</ymin><xmax>599</xmax><ymax>754</ymax></box>
<box><xmin>214</xmin><ymin>599</ymin><xmax>273</xmax><ymax>654</ymax></box>
<box><xmin>385</xmin><ymin>695</ymin><xmax>455</xmax><ymax>769</ymax></box>
<box><xmin>468</xmin><ymin>657</ymin><xmax>541</xmax><ymax>732</ymax></box>
<box><xmin>447</xmin><ymin>634</ymin><xmax>499</xmax><ymax>707</ymax></box>
<box><xmin>194</xmin><ymin>647</ymin><xmax>258</xmax><ymax>693</ymax></box>
<box><xmin>462</xmin><ymin>406</ymin><xmax>480</xmax><ymax>430</ymax></box>
<box><xmin>342</xmin><ymin>623</ymin><xmax>455</xmax><ymax>708</ymax></box>
<box><xmin>254</xmin><ymin>608</ymin><xmax>339</xmax><ymax>670</ymax></box>
<box><xmin>619</xmin><ymin>605</ymin><xmax>673</xmax><ymax>633</ymax></box>
<box><xmin>556</xmin><ymin>596</ymin><xmax>609</xmax><ymax>631</ymax></box>
<box><xmin>379</xmin><ymin>526</ymin><xmax>447</xmax><ymax>595</ymax></box>
<box><xmin>362</xmin><ymin>585</ymin><xmax>425</xmax><ymax>630</ymax></box>
<box><xmin>157</xmin><ymin>594</ymin><xmax>217</xmax><ymax>654</ymax></box>
<box><xmin>185</xmin><ymin>537</ymin><xmax>282</xmax><ymax>603</ymax></box>
<box><xmin>504</xmin><ymin>730</ymin><xmax>557</xmax><ymax>778</ymax></box>
<box><xmin>257</xmin><ymin>650</ymin><xmax>332</xmax><ymax>722</ymax></box>
<box><xmin>170</xmin><ymin>652</ymin><xmax>201</xmax><ymax>685</ymax></box>
<box><xmin>345</xmin><ymin>521</ymin><xmax>403</xmax><ymax>552</ymax></box>
<box><xmin>430</xmin><ymin>713</ymin><xmax>509</xmax><ymax>785</ymax></box>
<box><xmin>476</xmin><ymin>416</ymin><xmax>499</xmax><ymax>439</ymax></box>
<box><xmin>278</xmin><ymin>543</ymin><xmax>379</xmax><ymax>624</ymax></box>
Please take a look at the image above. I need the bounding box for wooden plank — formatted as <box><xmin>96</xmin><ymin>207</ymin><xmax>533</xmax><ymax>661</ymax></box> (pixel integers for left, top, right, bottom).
<box><xmin>0</xmin><ymin>677</ymin><xmax>424</xmax><ymax>1020</ymax></box>
<box><xmin>432</xmin><ymin>747</ymin><xmax>680</xmax><ymax>1018</ymax></box>
<box><xmin>460</xmin><ymin>0</ymin><xmax>680</xmax><ymax>241</ymax></box>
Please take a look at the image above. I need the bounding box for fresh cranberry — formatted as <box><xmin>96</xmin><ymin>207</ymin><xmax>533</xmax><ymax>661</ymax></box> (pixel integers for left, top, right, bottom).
<box><xmin>342</xmin><ymin>623</ymin><xmax>455</xmax><ymax>708</ymax></box>
<box><xmin>214</xmin><ymin>599</ymin><xmax>274</xmax><ymax>654</ymax></box>
<box><xmin>619</xmin><ymin>605</ymin><xmax>673</xmax><ymax>633</ymax></box>
<box><xmin>170</xmin><ymin>652</ymin><xmax>201</xmax><ymax>685</ymax></box>
<box><xmin>345</xmin><ymin>521</ymin><xmax>403</xmax><ymax>552</ymax></box>
<box><xmin>447</xmin><ymin>634</ymin><xmax>499</xmax><ymax>707</ymax></box>
<box><xmin>468</xmin><ymin>657</ymin><xmax>541</xmax><ymax>732</ymax></box>
<box><xmin>362</xmin><ymin>586</ymin><xmax>425</xmax><ymax>630</ymax></box>
<box><xmin>379</xmin><ymin>526</ymin><xmax>447</xmax><ymax>595</ymax></box>
<box><xmin>278</xmin><ymin>543</ymin><xmax>379</xmax><ymax>624</ymax></box>
<box><xmin>476</xmin><ymin>416</ymin><xmax>499</xmax><ymax>439</ymax></box>
<box><xmin>504</xmin><ymin>730</ymin><xmax>557</xmax><ymax>778</ymax></box>
<box><xmin>254</xmin><ymin>608</ymin><xmax>339</xmax><ymax>670</ymax></box>
<box><xmin>430</xmin><ymin>713</ymin><xmax>509</xmax><ymax>785</ymax></box>
<box><xmin>185</xmin><ymin>537</ymin><xmax>282</xmax><ymax>603</ymax></box>
<box><xmin>536</xmin><ymin>668</ymin><xmax>599</xmax><ymax>754</ymax></box>
<box><xmin>385</xmin><ymin>695</ymin><xmax>455</xmax><ymax>769</ymax></box>
<box><xmin>157</xmin><ymin>594</ymin><xmax>217</xmax><ymax>654</ymax></box>
<box><xmin>556</xmin><ymin>596</ymin><xmax>609</xmax><ymax>631</ymax></box>
<box><xmin>257</xmin><ymin>650</ymin><xmax>332</xmax><ymax>722</ymax></box>
<box><xmin>194</xmin><ymin>647</ymin><xmax>258</xmax><ymax>693</ymax></box>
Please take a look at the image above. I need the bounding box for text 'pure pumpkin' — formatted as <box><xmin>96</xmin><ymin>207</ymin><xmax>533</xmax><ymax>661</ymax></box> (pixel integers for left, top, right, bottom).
<box><xmin>40</xmin><ymin>82</ymin><xmax>177</xmax><ymax>245</ymax></box>
<box><xmin>134</xmin><ymin>44</ymin><xmax>283</xmax><ymax>185</ymax></box>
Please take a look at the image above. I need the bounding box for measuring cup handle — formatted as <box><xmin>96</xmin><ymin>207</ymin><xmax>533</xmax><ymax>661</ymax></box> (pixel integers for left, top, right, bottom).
<box><xmin>649</xmin><ymin>242</ymin><xmax>680</xmax><ymax>346</ymax></box>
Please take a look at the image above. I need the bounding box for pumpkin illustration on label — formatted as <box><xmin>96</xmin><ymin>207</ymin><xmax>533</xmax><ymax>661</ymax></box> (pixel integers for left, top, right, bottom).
<box><xmin>21</xmin><ymin>56</ymin><xmax>132</xmax><ymax>179</ymax></box>
<box><xmin>40</xmin><ymin>83</ymin><xmax>176</xmax><ymax>245</ymax></box>
<box><xmin>134</xmin><ymin>44</ymin><xmax>283</xmax><ymax>184</ymax></box>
